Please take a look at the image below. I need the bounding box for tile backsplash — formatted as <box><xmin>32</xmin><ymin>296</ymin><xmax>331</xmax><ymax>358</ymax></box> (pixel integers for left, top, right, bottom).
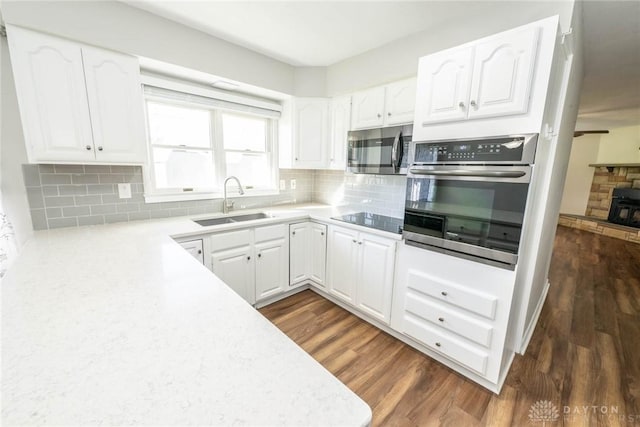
<box><xmin>313</xmin><ymin>170</ymin><xmax>406</xmax><ymax>218</ymax></box>
<box><xmin>23</xmin><ymin>165</ymin><xmax>407</xmax><ymax>230</ymax></box>
<box><xmin>23</xmin><ymin>165</ymin><xmax>312</xmax><ymax>230</ymax></box>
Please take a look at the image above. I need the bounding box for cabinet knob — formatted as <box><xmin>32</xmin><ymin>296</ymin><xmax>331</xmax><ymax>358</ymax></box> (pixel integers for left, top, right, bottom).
<box><xmin>85</xmin><ymin>145</ymin><xmax>92</xmax><ymax>151</ymax></box>
<box><xmin>97</xmin><ymin>146</ymin><xmax>103</xmax><ymax>151</ymax></box>
<box><xmin>352</xmin><ymin>239</ymin><xmax>357</xmax><ymax>243</ymax></box>
<box><xmin>441</xmin><ymin>291</ymin><xmax>448</xmax><ymax>296</ymax></box>
<box><xmin>458</xmin><ymin>101</ymin><xmax>465</xmax><ymax>108</ymax></box>
<box><xmin>377</xmin><ymin>113</ymin><xmax>382</xmax><ymax>118</ymax></box>
<box><xmin>247</xmin><ymin>256</ymin><xmax>251</xmax><ymax>261</ymax></box>
<box><xmin>387</xmin><ymin>112</ymin><xmax>392</xmax><ymax>116</ymax></box>
<box><xmin>435</xmin><ymin>342</ymin><xmax>442</xmax><ymax>348</ymax></box>
<box><xmin>438</xmin><ymin>317</ymin><xmax>444</xmax><ymax>322</ymax></box>
<box><xmin>197</xmin><ymin>250</ymin><xmax>202</xmax><ymax>254</ymax></box>
<box><xmin>470</xmin><ymin>100</ymin><xmax>477</xmax><ymax>107</ymax></box>
<box><xmin>321</xmin><ymin>232</ymin><xmax>325</xmax><ymax>236</ymax></box>
<box><xmin>292</xmin><ymin>231</ymin><xmax>296</xmax><ymax>236</ymax></box>
<box><xmin>258</xmin><ymin>253</ymin><xmax>262</xmax><ymax>258</ymax></box>
<box><xmin>295</xmin><ymin>157</ymin><xmax>299</xmax><ymax>161</ymax></box>
<box><xmin>358</xmin><ymin>241</ymin><xmax>362</xmax><ymax>245</ymax></box>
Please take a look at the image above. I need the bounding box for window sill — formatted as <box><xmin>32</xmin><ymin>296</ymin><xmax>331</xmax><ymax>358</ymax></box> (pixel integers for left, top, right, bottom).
<box><xmin>144</xmin><ymin>189</ymin><xmax>280</xmax><ymax>204</ymax></box>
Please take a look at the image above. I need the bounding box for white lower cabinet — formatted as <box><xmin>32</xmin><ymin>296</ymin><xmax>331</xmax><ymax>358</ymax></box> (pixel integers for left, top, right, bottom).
<box><xmin>254</xmin><ymin>225</ymin><xmax>289</xmax><ymax>301</ymax></box>
<box><xmin>289</xmin><ymin>222</ymin><xmax>327</xmax><ymax>288</ymax></box>
<box><xmin>209</xmin><ymin>225</ymin><xmax>288</xmax><ymax>305</ymax></box>
<box><xmin>178</xmin><ymin>239</ymin><xmax>204</xmax><ymax>264</ymax></box>
<box><xmin>390</xmin><ymin>242</ymin><xmax>516</xmax><ymax>385</ymax></box>
<box><xmin>327</xmin><ymin>225</ymin><xmax>396</xmax><ymax>324</ymax></box>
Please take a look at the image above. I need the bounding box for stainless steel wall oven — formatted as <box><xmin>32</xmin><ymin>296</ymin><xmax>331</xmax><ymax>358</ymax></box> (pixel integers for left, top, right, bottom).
<box><xmin>403</xmin><ymin>134</ymin><xmax>538</xmax><ymax>269</ymax></box>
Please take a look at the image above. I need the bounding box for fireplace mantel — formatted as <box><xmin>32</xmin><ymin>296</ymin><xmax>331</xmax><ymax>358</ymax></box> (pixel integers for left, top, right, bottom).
<box><xmin>589</xmin><ymin>163</ymin><xmax>640</xmax><ymax>172</ymax></box>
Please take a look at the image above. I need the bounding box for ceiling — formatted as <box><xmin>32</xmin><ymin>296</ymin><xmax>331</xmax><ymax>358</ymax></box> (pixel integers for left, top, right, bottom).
<box><xmin>125</xmin><ymin>0</ymin><xmax>640</xmax><ymax>131</ymax></box>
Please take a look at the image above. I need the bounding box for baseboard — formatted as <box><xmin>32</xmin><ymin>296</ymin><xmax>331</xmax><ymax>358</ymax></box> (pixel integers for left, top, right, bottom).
<box><xmin>254</xmin><ymin>283</ymin><xmax>311</xmax><ymax>309</ymax></box>
<box><xmin>519</xmin><ymin>279</ymin><xmax>550</xmax><ymax>354</ymax></box>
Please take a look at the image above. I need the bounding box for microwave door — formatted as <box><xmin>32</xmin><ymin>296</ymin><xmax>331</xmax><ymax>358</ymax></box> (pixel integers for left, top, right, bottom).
<box><xmin>348</xmin><ymin>135</ymin><xmax>395</xmax><ymax>174</ymax></box>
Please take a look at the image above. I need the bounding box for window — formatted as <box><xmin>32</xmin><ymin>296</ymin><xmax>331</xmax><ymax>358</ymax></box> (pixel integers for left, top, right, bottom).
<box><xmin>143</xmin><ymin>87</ymin><xmax>279</xmax><ymax>202</ymax></box>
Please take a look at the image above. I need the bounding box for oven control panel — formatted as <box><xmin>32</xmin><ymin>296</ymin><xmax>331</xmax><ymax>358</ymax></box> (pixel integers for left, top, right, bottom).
<box><xmin>413</xmin><ymin>135</ymin><xmax>536</xmax><ymax>164</ymax></box>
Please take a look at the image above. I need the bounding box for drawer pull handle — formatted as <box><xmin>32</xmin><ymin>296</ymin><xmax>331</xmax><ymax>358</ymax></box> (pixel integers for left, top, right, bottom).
<box><xmin>438</xmin><ymin>317</ymin><xmax>444</xmax><ymax>322</ymax></box>
<box><xmin>435</xmin><ymin>342</ymin><xmax>442</xmax><ymax>347</ymax></box>
<box><xmin>441</xmin><ymin>291</ymin><xmax>448</xmax><ymax>296</ymax></box>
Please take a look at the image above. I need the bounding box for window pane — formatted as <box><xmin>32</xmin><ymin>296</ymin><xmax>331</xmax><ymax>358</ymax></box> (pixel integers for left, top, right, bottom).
<box><xmin>225</xmin><ymin>152</ymin><xmax>270</xmax><ymax>188</ymax></box>
<box><xmin>147</xmin><ymin>102</ymin><xmax>210</xmax><ymax>148</ymax></box>
<box><xmin>152</xmin><ymin>147</ymin><xmax>215</xmax><ymax>189</ymax></box>
<box><xmin>222</xmin><ymin>113</ymin><xmax>266</xmax><ymax>152</ymax></box>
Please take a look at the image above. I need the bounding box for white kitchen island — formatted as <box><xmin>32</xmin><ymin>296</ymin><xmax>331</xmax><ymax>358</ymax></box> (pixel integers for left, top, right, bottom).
<box><xmin>1</xmin><ymin>208</ymin><xmax>372</xmax><ymax>426</ymax></box>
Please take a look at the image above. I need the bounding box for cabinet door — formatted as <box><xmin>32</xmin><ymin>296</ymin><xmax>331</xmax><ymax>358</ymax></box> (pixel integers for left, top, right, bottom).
<box><xmin>327</xmin><ymin>226</ymin><xmax>359</xmax><ymax>304</ymax></box>
<box><xmin>467</xmin><ymin>27</ymin><xmax>539</xmax><ymax>120</ymax></box>
<box><xmin>351</xmin><ymin>86</ymin><xmax>385</xmax><ymax>130</ymax></box>
<box><xmin>255</xmin><ymin>237</ymin><xmax>289</xmax><ymax>302</ymax></box>
<box><xmin>179</xmin><ymin>239</ymin><xmax>204</xmax><ymax>264</ymax></box>
<box><xmin>82</xmin><ymin>46</ymin><xmax>147</xmax><ymax>163</ymax></box>
<box><xmin>384</xmin><ymin>78</ymin><xmax>417</xmax><ymax>126</ymax></box>
<box><xmin>309</xmin><ymin>223</ymin><xmax>327</xmax><ymax>288</ymax></box>
<box><xmin>294</xmin><ymin>98</ymin><xmax>329</xmax><ymax>169</ymax></box>
<box><xmin>289</xmin><ymin>222</ymin><xmax>310</xmax><ymax>286</ymax></box>
<box><xmin>415</xmin><ymin>47</ymin><xmax>473</xmax><ymax>125</ymax></box>
<box><xmin>355</xmin><ymin>233</ymin><xmax>396</xmax><ymax>324</ymax></box>
<box><xmin>328</xmin><ymin>96</ymin><xmax>351</xmax><ymax>170</ymax></box>
<box><xmin>211</xmin><ymin>245</ymin><xmax>255</xmax><ymax>304</ymax></box>
<box><xmin>7</xmin><ymin>25</ymin><xmax>94</xmax><ymax>162</ymax></box>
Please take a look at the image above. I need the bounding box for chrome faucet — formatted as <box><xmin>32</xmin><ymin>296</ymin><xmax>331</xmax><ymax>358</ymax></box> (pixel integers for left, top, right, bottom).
<box><xmin>223</xmin><ymin>176</ymin><xmax>244</xmax><ymax>214</ymax></box>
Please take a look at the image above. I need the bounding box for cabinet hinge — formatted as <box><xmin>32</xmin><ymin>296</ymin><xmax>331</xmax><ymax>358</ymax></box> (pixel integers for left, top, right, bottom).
<box><xmin>560</xmin><ymin>28</ymin><xmax>574</xmax><ymax>57</ymax></box>
<box><xmin>0</xmin><ymin>26</ymin><xmax>7</xmax><ymax>38</ymax></box>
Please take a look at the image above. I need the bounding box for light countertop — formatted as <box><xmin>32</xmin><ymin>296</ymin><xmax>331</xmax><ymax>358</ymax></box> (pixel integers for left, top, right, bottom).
<box><xmin>1</xmin><ymin>204</ymin><xmax>384</xmax><ymax>426</ymax></box>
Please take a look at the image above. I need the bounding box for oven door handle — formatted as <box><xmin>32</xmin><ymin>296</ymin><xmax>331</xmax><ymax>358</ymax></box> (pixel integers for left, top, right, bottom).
<box><xmin>409</xmin><ymin>168</ymin><xmax>527</xmax><ymax>178</ymax></box>
<box><xmin>391</xmin><ymin>131</ymin><xmax>402</xmax><ymax>172</ymax></box>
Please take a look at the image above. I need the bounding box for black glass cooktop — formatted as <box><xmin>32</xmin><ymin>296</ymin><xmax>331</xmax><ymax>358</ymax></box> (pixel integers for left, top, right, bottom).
<box><xmin>331</xmin><ymin>212</ymin><xmax>403</xmax><ymax>235</ymax></box>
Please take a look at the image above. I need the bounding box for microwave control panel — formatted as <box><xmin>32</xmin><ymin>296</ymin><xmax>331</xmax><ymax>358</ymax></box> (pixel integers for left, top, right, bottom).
<box><xmin>413</xmin><ymin>136</ymin><xmax>530</xmax><ymax>164</ymax></box>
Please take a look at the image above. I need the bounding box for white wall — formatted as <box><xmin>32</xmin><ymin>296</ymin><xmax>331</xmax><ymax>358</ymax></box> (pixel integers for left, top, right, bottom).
<box><xmin>1</xmin><ymin>37</ymin><xmax>33</xmax><ymax>248</ymax></box>
<box><xmin>559</xmin><ymin>134</ymin><xmax>600</xmax><ymax>215</ymax></box>
<box><xmin>326</xmin><ymin>1</ymin><xmax>576</xmax><ymax>95</ymax></box>
<box><xmin>0</xmin><ymin>0</ymin><xmax>296</xmax><ymax>95</ymax></box>
<box><xmin>596</xmin><ymin>125</ymin><xmax>640</xmax><ymax>163</ymax></box>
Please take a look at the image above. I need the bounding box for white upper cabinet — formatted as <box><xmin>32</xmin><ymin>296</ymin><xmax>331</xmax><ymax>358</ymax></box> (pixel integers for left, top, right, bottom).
<box><xmin>413</xmin><ymin>16</ymin><xmax>557</xmax><ymax>140</ymax></box>
<box><xmin>7</xmin><ymin>26</ymin><xmax>95</xmax><ymax>162</ymax></box>
<box><xmin>351</xmin><ymin>86</ymin><xmax>386</xmax><ymax>129</ymax></box>
<box><xmin>384</xmin><ymin>78</ymin><xmax>417</xmax><ymax>126</ymax></box>
<box><xmin>417</xmin><ymin>26</ymin><xmax>539</xmax><ymax>126</ymax></box>
<box><xmin>328</xmin><ymin>95</ymin><xmax>351</xmax><ymax>170</ymax></box>
<box><xmin>418</xmin><ymin>47</ymin><xmax>474</xmax><ymax>125</ymax></box>
<box><xmin>351</xmin><ymin>78</ymin><xmax>417</xmax><ymax>130</ymax></box>
<box><xmin>82</xmin><ymin>47</ymin><xmax>147</xmax><ymax>163</ymax></box>
<box><xmin>7</xmin><ymin>25</ymin><xmax>147</xmax><ymax>164</ymax></box>
<box><xmin>466</xmin><ymin>27</ymin><xmax>539</xmax><ymax>120</ymax></box>
<box><xmin>293</xmin><ymin>98</ymin><xmax>330</xmax><ymax>169</ymax></box>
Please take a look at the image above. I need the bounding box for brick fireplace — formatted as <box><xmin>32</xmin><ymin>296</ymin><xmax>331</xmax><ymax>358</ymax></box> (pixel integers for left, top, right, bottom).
<box><xmin>586</xmin><ymin>166</ymin><xmax>640</xmax><ymax>218</ymax></box>
<box><xmin>558</xmin><ymin>166</ymin><xmax>640</xmax><ymax>244</ymax></box>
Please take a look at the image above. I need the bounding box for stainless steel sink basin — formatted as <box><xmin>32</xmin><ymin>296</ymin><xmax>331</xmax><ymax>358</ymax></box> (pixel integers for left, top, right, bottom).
<box><xmin>227</xmin><ymin>212</ymin><xmax>270</xmax><ymax>222</ymax></box>
<box><xmin>193</xmin><ymin>212</ymin><xmax>271</xmax><ymax>227</ymax></box>
<box><xmin>193</xmin><ymin>217</ymin><xmax>235</xmax><ymax>226</ymax></box>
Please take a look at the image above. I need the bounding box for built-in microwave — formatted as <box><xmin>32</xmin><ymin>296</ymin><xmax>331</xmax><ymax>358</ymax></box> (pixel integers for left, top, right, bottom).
<box><xmin>347</xmin><ymin>125</ymin><xmax>412</xmax><ymax>175</ymax></box>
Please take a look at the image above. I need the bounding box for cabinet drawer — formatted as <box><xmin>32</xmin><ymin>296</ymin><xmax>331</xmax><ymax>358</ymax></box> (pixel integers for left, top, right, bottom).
<box><xmin>407</xmin><ymin>270</ymin><xmax>497</xmax><ymax>319</ymax></box>
<box><xmin>210</xmin><ymin>229</ymin><xmax>252</xmax><ymax>249</ymax></box>
<box><xmin>403</xmin><ymin>314</ymin><xmax>488</xmax><ymax>375</ymax></box>
<box><xmin>255</xmin><ymin>224</ymin><xmax>286</xmax><ymax>243</ymax></box>
<box><xmin>405</xmin><ymin>292</ymin><xmax>493</xmax><ymax>347</ymax></box>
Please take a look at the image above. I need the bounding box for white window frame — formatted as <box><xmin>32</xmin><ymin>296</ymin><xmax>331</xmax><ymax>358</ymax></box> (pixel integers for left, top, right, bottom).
<box><xmin>141</xmin><ymin>80</ymin><xmax>280</xmax><ymax>204</ymax></box>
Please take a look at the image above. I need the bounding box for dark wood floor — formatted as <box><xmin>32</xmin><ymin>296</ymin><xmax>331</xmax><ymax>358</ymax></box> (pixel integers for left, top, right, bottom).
<box><xmin>259</xmin><ymin>226</ymin><xmax>640</xmax><ymax>426</ymax></box>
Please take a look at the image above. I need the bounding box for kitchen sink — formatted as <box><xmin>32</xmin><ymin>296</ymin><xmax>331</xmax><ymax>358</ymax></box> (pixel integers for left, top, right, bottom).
<box><xmin>193</xmin><ymin>212</ymin><xmax>272</xmax><ymax>227</ymax></box>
